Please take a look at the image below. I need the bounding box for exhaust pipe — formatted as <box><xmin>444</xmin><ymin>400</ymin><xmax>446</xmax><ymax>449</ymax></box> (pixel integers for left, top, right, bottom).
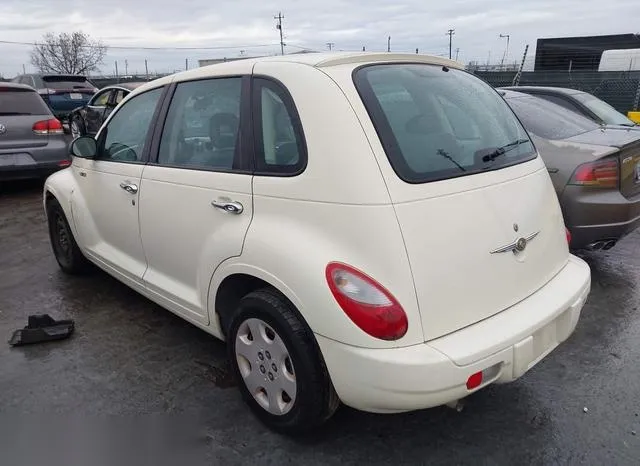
<box><xmin>602</xmin><ymin>240</ymin><xmax>616</xmax><ymax>250</ymax></box>
<box><xmin>588</xmin><ymin>241</ymin><xmax>605</xmax><ymax>251</ymax></box>
<box><xmin>446</xmin><ymin>400</ymin><xmax>465</xmax><ymax>412</ymax></box>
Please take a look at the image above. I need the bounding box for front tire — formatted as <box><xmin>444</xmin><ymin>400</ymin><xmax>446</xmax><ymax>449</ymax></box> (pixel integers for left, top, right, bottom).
<box><xmin>228</xmin><ymin>288</ymin><xmax>339</xmax><ymax>433</ymax></box>
<box><xmin>46</xmin><ymin>198</ymin><xmax>89</xmax><ymax>274</ymax></box>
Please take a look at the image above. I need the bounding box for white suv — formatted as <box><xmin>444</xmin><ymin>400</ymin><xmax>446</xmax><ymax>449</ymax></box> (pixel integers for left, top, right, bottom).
<box><xmin>44</xmin><ymin>53</ymin><xmax>591</xmax><ymax>432</ymax></box>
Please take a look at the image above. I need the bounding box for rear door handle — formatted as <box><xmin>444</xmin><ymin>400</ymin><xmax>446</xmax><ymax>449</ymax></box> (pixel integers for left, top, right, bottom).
<box><xmin>119</xmin><ymin>181</ymin><xmax>138</xmax><ymax>194</ymax></box>
<box><xmin>211</xmin><ymin>199</ymin><xmax>243</xmax><ymax>214</ymax></box>
<box><xmin>547</xmin><ymin>168</ymin><xmax>559</xmax><ymax>173</ymax></box>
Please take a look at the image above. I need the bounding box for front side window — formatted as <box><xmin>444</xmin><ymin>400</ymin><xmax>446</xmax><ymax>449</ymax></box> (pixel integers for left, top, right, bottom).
<box><xmin>157</xmin><ymin>78</ymin><xmax>242</xmax><ymax>171</ymax></box>
<box><xmin>506</xmin><ymin>95</ymin><xmax>599</xmax><ymax>140</ymax></box>
<box><xmin>91</xmin><ymin>90</ymin><xmax>111</xmax><ymax>107</ymax></box>
<box><xmin>99</xmin><ymin>87</ymin><xmax>163</xmax><ymax>162</ymax></box>
<box><xmin>253</xmin><ymin>79</ymin><xmax>306</xmax><ymax>175</ymax></box>
<box><xmin>354</xmin><ymin>64</ymin><xmax>536</xmax><ymax>183</ymax></box>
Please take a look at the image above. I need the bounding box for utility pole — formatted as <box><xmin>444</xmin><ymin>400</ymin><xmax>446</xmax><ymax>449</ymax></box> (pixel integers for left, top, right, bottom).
<box><xmin>387</xmin><ymin>36</ymin><xmax>391</xmax><ymax>52</ymax></box>
<box><xmin>362</xmin><ymin>46</ymin><xmax>366</xmax><ymax>52</ymax></box>
<box><xmin>125</xmin><ymin>59</ymin><xmax>128</xmax><ymax>76</ymax></box>
<box><xmin>455</xmin><ymin>48</ymin><xmax>460</xmax><ymax>61</ymax></box>
<box><xmin>22</xmin><ymin>64</ymin><xmax>26</xmax><ymax>74</ymax></box>
<box><xmin>446</xmin><ymin>29</ymin><xmax>455</xmax><ymax>59</ymax></box>
<box><xmin>145</xmin><ymin>59</ymin><xmax>149</xmax><ymax>80</ymax></box>
<box><xmin>326</xmin><ymin>42</ymin><xmax>335</xmax><ymax>51</ymax></box>
<box><xmin>115</xmin><ymin>61</ymin><xmax>119</xmax><ymax>83</ymax></box>
<box><xmin>274</xmin><ymin>12</ymin><xmax>285</xmax><ymax>55</ymax></box>
<box><xmin>500</xmin><ymin>34</ymin><xmax>510</xmax><ymax>69</ymax></box>
<box><xmin>185</xmin><ymin>58</ymin><xmax>188</xmax><ymax>70</ymax></box>
<box><xmin>416</xmin><ymin>48</ymin><xmax>419</xmax><ymax>54</ymax></box>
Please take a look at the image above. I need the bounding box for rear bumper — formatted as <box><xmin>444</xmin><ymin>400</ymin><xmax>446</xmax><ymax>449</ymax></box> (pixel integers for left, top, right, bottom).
<box><xmin>317</xmin><ymin>255</ymin><xmax>591</xmax><ymax>413</ymax></box>
<box><xmin>0</xmin><ymin>142</ymin><xmax>70</xmax><ymax>181</ymax></box>
<box><xmin>561</xmin><ymin>186</ymin><xmax>640</xmax><ymax>248</ymax></box>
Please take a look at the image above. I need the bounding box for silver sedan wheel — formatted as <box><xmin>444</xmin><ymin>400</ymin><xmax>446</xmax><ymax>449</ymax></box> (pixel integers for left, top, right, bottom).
<box><xmin>235</xmin><ymin>318</ymin><xmax>297</xmax><ymax>416</ymax></box>
<box><xmin>70</xmin><ymin>120</ymin><xmax>81</xmax><ymax>139</ymax></box>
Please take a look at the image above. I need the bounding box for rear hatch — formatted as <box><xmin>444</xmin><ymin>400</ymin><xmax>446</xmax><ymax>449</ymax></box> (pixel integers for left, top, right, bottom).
<box><xmin>41</xmin><ymin>75</ymin><xmax>96</xmax><ymax>115</ymax></box>
<box><xmin>566</xmin><ymin>128</ymin><xmax>640</xmax><ymax>198</ymax></box>
<box><xmin>0</xmin><ymin>87</ymin><xmax>53</xmax><ymax>150</ymax></box>
<box><xmin>353</xmin><ymin>63</ymin><xmax>569</xmax><ymax>340</ymax></box>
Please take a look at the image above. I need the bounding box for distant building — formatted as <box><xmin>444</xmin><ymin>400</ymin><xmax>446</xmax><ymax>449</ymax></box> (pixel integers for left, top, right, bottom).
<box><xmin>534</xmin><ymin>33</ymin><xmax>640</xmax><ymax>71</ymax></box>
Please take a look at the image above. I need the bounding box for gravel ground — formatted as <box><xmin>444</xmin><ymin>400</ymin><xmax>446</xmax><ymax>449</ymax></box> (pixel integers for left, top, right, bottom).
<box><xmin>1</xmin><ymin>179</ymin><xmax>639</xmax><ymax>465</ymax></box>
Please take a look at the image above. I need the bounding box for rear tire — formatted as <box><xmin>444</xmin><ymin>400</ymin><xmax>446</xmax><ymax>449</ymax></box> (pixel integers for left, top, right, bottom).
<box><xmin>228</xmin><ymin>288</ymin><xmax>339</xmax><ymax>433</ymax></box>
<box><xmin>46</xmin><ymin>198</ymin><xmax>90</xmax><ymax>274</ymax></box>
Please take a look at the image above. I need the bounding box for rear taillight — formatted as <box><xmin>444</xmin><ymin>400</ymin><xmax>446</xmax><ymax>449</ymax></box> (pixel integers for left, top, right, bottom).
<box><xmin>566</xmin><ymin>227</ymin><xmax>572</xmax><ymax>246</ymax></box>
<box><xmin>33</xmin><ymin>118</ymin><xmax>63</xmax><ymax>135</ymax></box>
<box><xmin>569</xmin><ymin>159</ymin><xmax>618</xmax><ymax>188</ymax></box>
<box><xmin>326</xmin><ymin>262</ymin><xmax>408</xmax><ymax>340</ymax></box>
<box><xmin>58</xmin><ymin>160</ymin><xmax>71</xmax><ymax>168</ymax></box>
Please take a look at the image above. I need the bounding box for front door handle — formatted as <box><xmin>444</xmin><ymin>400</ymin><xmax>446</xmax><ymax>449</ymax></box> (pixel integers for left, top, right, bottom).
<box><xmin>211</xmin><ymin>199</ymin><xmax>244</xmax><ymax>214</ymax></box>
<box><xmin>119</xmin><ymin>181</ymin><xmax>138</xmax><ymax>194</ymax></box>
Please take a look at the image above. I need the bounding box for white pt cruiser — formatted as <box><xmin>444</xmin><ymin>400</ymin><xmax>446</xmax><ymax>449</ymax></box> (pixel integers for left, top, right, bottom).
<box><xmin>44</xmin><ymin>53</ymin><xmax>591</xmax><ymax>432</ymax></box>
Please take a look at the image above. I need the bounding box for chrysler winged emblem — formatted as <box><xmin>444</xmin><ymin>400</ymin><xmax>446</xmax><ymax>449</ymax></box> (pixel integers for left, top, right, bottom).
<box><xmin>490</xmin><ymin>231</ymin><xmax>540</xmax><ymax>254</ymax></box>
<box><xmin>0</xmin><ymin>124</ymin><xmax>6</xmax><ymax>135</ymax></box>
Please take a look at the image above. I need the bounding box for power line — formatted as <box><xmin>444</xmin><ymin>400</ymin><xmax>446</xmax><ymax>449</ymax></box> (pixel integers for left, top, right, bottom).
<box><xmin>0</xmin><ymin>39</ymin><xmax>283</xmax><ymax>51</ymax></box>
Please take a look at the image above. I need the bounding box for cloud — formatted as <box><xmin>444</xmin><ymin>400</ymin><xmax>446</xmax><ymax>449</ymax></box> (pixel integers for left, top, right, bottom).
<box><xmin>0</xmin><ymin>0</ymin><xmax>638</xmax><ymax>76</ymax></box>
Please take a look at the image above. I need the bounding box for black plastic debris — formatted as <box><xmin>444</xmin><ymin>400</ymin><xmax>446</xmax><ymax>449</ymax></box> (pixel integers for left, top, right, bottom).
<box><xmin>9</xmin><ymin>314</ymin><xmax>75</xmax><ymax>347</ymax></box>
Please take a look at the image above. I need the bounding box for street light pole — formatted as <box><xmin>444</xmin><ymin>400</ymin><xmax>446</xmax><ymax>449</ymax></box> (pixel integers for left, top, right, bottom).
<box><xmin>446</xmin><ymin>29</ymin><xmax>455</xmax><ymax>60</ymax></box>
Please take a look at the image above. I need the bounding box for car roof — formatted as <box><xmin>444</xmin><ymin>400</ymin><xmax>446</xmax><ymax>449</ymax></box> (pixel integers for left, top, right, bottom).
<box><xmin>133</xmin><ymin>52</ymin><xmax>463</xmax><ymax>95</ymax></box>
<box><xmin>499</xmin><ymin>86</ymin><xmax>583</xmax><ymax>96</ymax></box>
<box><xmin>103</xmin><ymin>82</ymin><xmax>147</xmax><ymax>91</ymax></box>
<box><xmin>497</xmin><ymin>89</ymin><xmax>531</xmax><ymax>99</ymax></box>
<box><xmin>0</xmin><ymin>82</ymin><xmax>37</xmax><ymax>91</ymax></box>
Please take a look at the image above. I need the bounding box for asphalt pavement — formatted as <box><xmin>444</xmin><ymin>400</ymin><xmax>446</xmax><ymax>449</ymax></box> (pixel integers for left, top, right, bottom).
<box><xmin>0</xmin><ymin>179</ymin><xmax>639</xmax><ymax>465</ymax></box>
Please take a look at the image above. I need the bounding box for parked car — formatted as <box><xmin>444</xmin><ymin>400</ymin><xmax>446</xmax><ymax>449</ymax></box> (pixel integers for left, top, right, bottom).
<box><xmin>500</xmin><ymin>89</ymin><xmax>640</xmax><ymax>250</ymax></box>
<box><xmin>0</xmin><ymin>82</ymin><xmax>70</xmax><ymax>180</ymax></box>
<box><xmin>11</xmin><ymin>74</ymin><xmax>97</xmax><ymax>123</ymax></box>
<box><xmin>44</xmin><ymin>53</ymin><xmax>591</xmax><ymax>432</ymax></box>
<box><xmin>501</xmin><ymin>86</ymin><xmax>639</xmax><ymax>129</ymax></box>
<box><xmin>68</xmin><ymin>82</ymin><xmax>146</xmax><ymax>138</ymax></box>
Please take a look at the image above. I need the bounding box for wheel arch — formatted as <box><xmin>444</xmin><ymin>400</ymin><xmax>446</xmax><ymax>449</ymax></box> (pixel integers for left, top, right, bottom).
<box><xmin>209</xmin><ymin>264</ymin><xmax>306</xmax><ymax>340</ymax></box>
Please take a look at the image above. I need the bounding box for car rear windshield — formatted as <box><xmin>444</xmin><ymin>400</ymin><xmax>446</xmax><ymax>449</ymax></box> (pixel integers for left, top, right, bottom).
<box><xmin>0</xmin><ymin>89</ymin><xmax>51</xmax><ymax>115</ymax></box>
<box><xmin>572</xmin><ymin>92</ymin><xmax>637</xmax><ymax>127</ymax></box>
<box><xmin>42</xmin><ymin>76</ymin><xmax>95</xmax><ymax>90</ymax></box>
<box><xmin>506</xmin><ymin>95</ymin><xmax>599</xmax><ymax>139</ymax></box>
<box><xmin>354</xmin><ymin>64</ymin><xmax>536</xmax><ymax>183</ymax></box>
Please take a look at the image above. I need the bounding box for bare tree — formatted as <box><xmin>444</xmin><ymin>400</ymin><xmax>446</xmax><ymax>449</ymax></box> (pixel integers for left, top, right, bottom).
<box><xmin>30</xmin><ymin>32</ymin><xmax>107</xmax><ymax>75</ymax></box>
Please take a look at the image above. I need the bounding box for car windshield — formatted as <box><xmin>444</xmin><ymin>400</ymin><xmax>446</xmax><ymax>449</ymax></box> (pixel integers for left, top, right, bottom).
<box><xmin>572</xmin><ymin>92</ymin><xmax>637</xmax><ymax>126</ymax></box>
<box><xmin>42</xmin><ymin>76</ymin><xmax>95</xmax><ymax>90</ymax></box>
<box><xmin>505</xmin><ymin>94</ymin><xmax>600</xmax><ymax>140</ymax></box>
<box><xmin>354</xmin><ymin>64</ymin><xmax>536</xmax><ymax>183</ymax></box>
<box><xmin>0</xmin><ymin>89</ymin><xmax>50</xmax><ymax>115</ymax></box>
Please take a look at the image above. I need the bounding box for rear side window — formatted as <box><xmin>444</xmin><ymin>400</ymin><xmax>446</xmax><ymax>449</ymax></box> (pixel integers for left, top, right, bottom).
<box><xmin>506</xmin><ymin>95</ymin><xmax>599</xmax><ymax>140</ymax></box>
<box><xmin>0</xmin><ymin>89</ymin><xmax>51</xmax><ymax>115</ymax></box>
<box><xmin>354</xmin><ymin>64</ymin><xmax>535</xmax><ymax>183</ymax></box>
<box><xmin>253</xmin><ymin>78</ymin><xmax>306</xmax><ymax>175</ymax></box>
<box><xmin>42</xmin><ymin>76</ymin><xmax>94</xmax><ymax>90</ymax></box>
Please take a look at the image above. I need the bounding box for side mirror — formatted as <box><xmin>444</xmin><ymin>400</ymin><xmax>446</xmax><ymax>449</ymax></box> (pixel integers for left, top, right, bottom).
<box><xmin>70</xmin><ymin>136</ymin><xmax>97</xmax><ymax>158</ymax></box>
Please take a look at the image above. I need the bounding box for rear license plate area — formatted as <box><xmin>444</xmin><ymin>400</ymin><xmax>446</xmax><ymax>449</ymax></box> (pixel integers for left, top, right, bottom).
<box><xmin>0</xmin><ymin>153</ymin><xmax>36</xmax><ymax>167</ymax></box>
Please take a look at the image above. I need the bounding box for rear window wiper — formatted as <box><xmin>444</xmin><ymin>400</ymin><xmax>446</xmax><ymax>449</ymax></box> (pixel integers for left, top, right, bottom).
<box><xmin>437</xmin><ymin>149</ymin><xmax>466</xmax><ymax>172</ymax></box>
<box><xmin>482</xmin><ymin>139</ymin><xmax>530</xmax><ymax>162</ymax></box>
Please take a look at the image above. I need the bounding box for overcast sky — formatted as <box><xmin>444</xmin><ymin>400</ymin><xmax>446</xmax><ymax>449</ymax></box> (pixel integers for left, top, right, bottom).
<box><xmin>1</xmin><ymin>0</ymin><xmax>639</xmax><ymax>77</ymax></box>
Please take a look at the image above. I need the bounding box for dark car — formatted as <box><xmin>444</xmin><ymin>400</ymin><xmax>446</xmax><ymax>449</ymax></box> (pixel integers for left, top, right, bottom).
<box><xmin>501</xmin><ymin>89</ymin><xmax>640</xmax><ymax>251</ymax></box>
<box><xmin>11</xmin><ymin>74</ymin><xmax>98</xmax><ymax>123</ymax></box>
<box><xmin>0</xmin><ymin>83</ymin><xmax>70</xmax><ymax>180</ymax></box>
<box><xmin>500</xmin><ymin>86</ymin><xmax>639</xmax><ymax>129</ymax></box>
<box><xmin>67</xmin><ymin>82</ymin><xmax>146</xmax><ymax>138</ymax></box>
